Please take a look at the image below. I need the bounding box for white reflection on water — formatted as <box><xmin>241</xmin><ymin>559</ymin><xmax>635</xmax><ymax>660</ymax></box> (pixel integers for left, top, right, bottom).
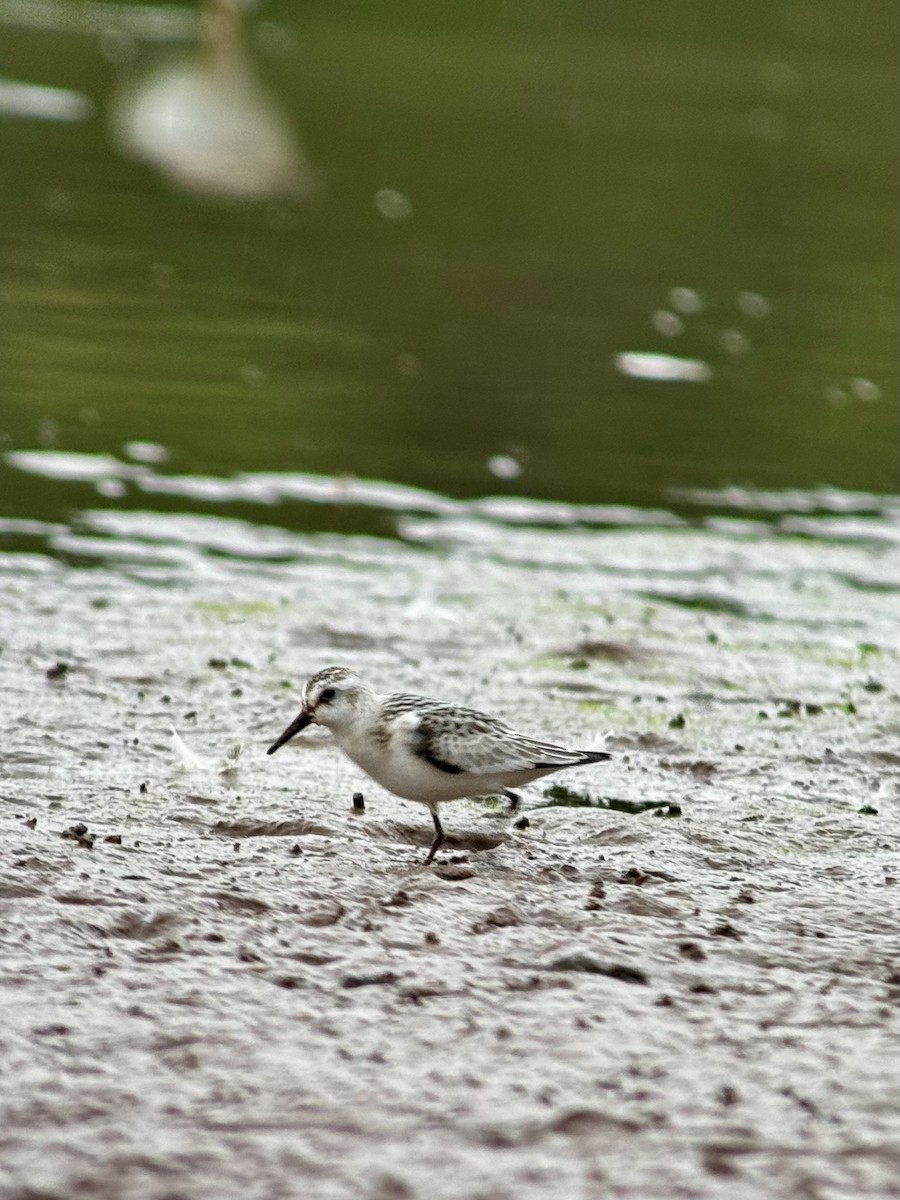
<box><xmin>614</xmin><ymin>352</ymin><xmax>712</xmax><ymax>383</ymax></box>
<box><xmin>8</xmin><ymin>449</ymin><xmax>898</xmax><ymax>559</ymax></box>
<box><xmin>0</xmin><ymin>77</ymin><xmax>93</xmax><ymax>121</ymax></box>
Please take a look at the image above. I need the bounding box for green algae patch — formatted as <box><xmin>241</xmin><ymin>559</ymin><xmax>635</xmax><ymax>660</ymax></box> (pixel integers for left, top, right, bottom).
<box><xmin>540</xmin><ymin>784</ymin><xmax>682</xmax><ymax>816</ymax></box>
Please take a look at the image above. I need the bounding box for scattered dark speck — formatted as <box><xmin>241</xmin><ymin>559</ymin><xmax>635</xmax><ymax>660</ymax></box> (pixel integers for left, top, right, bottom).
<box><xmin>678</xmin><ymin>941</ymin><xmax>706</xmax><ymax>961</ymax></box>
<box><xmin>61</xmin><ymin>823</ymin><xmax>94</xmax><ymax>849</ymax></box>
<box><xmin>668</xmin><ymin>712</ymin><xmax>686</xmax><ymax>730</ymax></box>
<box><xmin>858</xmin><ymin>805</ymin><xmax>878</xmax><ymax>816</ymax></box>
<box><xmin>139</xmin><ymin>782</ymin><xmax>148</xmax><ymax>795</ymax></box>
<box><xmin>513</xmin><ymin>816</ymin><xmax>530</xmax><ymax>830</ymax></box>
<box><xmin>341</xmin><ymin>971</ymin><xmax>398</xmax><ymax>989</ymax></box>
<box><xmin>711</xmin><ymin>922</ymin><xmax>742</xmax><ymax>939</ymax></box>
<box><xmin>545</xmin><ymin>953</ymin><xmax>648</xmax><ymax>985</ymax></box>
<box><xmin>46</xmin><ymin>661</ymin><xmax>69</xmax><ymax>680</ymax></box>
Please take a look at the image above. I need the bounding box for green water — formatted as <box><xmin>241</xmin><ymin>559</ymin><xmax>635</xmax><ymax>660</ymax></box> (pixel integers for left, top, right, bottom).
<box><xmin>1</xmin><ymin>0</ymin><xmax>897</xmax><ymax>536</ymax></box>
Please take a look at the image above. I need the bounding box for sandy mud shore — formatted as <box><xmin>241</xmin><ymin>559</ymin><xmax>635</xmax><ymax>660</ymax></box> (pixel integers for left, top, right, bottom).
<box><xmin>1</xmin><ymin>511</ymin><xmax>899</xmax><ymax>1199</ymax></box>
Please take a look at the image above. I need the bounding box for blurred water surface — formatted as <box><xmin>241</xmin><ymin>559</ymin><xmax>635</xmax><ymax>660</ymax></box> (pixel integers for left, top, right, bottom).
<box><xmin>1</xmin><ymin>0</ymin><xmax>896</xmax><ymax>544</ymax></box>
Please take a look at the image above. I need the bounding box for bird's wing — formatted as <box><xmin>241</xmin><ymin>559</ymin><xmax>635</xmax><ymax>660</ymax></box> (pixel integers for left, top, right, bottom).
<box><xmin>385</xmin><ymin>695</ymin><xmax>605</xmax><ymax>776</ymax></box>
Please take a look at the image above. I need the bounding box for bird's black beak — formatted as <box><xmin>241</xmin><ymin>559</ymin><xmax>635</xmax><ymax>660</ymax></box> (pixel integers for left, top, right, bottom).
<box><xmin>267</xmin><ymin>710</ymin><xmax>313</xmax><ymax>754</ymax></box>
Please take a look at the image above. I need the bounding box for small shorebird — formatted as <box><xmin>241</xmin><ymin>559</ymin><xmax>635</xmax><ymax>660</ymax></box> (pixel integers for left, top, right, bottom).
<box><xmin>267</xmin><ymin>666</ymin><xmax>611</xmax><ymax>864</ymax></box>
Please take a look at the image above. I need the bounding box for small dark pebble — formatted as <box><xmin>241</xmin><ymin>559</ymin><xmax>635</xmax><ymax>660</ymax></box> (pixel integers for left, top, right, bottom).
<box><xmin>46</xmin><ymin>661</ymin><xmax>70</xmax><ymax>680</ymax></box>
<box><xmin>513</xmin><ymin>816</ymin><xmax>530</xmax><ymax>830</ymax></box>
<box><xmin>424</xmin><ymin>931</ymin><xmax>440</xmax><ymax>946</ymax></box>
<box><xmin>689</xmin><ymin>981</ymin><xmax>717</xmax><ymax>995</ymax></box>
<box><xmin>678</xmin><ymin>941</ymin><xmax>706</xmax><ymax>962</ymax></box>
<box><xmin>545</xmin><ymin>953</ymin><xmax>648</xmax><ymax>986</ymax></box>
<box><xmin>668</xmin><ymin>713</ymin><xmax>685</xmax><ymax>730</ymax></box>
<box><xmin>139</xmin><ymin>782</ymin><xmax>148</xmax><ymax>795</ymax></box>
<box><xmin>618</xmin><ymin>867</ymin><xmax>652</xmax><ymax>886</ymax></box>
<box><xmin>352</xmin><ymin>792</ymin><xmax>366</xmax><ymax>812</ymax></box>
<box><xmin>382</xmin><ymin>889</ymin><xmax>412</xmax><ymax>908</ymax></box>
<box><xmin>24</xmin><ymin>817</ymin><xmax>37</xmax><ymax>829</ymax></box>
<box><xmin>858</xmin><ymin>805</ymin><xmax>878</xmax><ymax>816</ymax></box>
<box><xmin>735</xmin><ymin>890</ymin><xmax>755</xmax><ymax>904</ymax></box>
<box><xmin>862</xmin><ymin>678</ymin><xmax>884</xmax><ymax>693</ymax></box>
<box><xmin>805</xmin><ymin>703</ymin><xmax>823</xmax><ymax>716</ymax></box>
<box><xmin>208</xmin><ymin>658</ymin><xmax>228</xmax><ymax>669</ymax></box>
<box><xmin>289</xmin><ymin>844</ymin><xmax>302</xmax><ymax>856</ymax></box>
<box><xmin>60</xmin><ymin>822</ymin><xmax>94</xmax><ymax>848</ymax></box>
<box><xmin>718</xmin><ymin>1085</ymin><xmax>739</xmax><ymax>1107</ymax></box>
<box><xmin>654</xmin><ymin>994</ymin><xmax>674</xmax><ymax>1007</ymax></box>
<box><xmin>103</xmin><ymin>834</ymin><xmax>122</xmax><ymax>845</ymax></box>
<box><xmin>341</xmin><ymin>971</ymin><xmax>398</xmax><ymax>989</ymax></box>
<box><xmin>711</xmin><ymin>922</ymin><xmax>742</xmax><ymax>939</ymax></box>
<box><xmin>589</xmin><ymin>881</ymin><xmax>606</xmax><ymax>899</ymax></box>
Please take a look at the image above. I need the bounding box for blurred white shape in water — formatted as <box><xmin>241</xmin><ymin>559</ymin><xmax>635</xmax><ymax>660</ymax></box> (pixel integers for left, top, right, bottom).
<box><xmin>651</xmin><ymin>310</ymin><xmax>684</xmax><ymax>337</ymax></box>
<box><xmin>96</xmin><ymin>477</ymin><xmax>127</xmax><ymax>498</ymax></box>
<box><xmin>0</xmin><ymin>77</ymin><xmax>94</xmax><ymax>121</ymax></box>
<box><xmin>396</xmin><ymin>352</ymin><xmax>424</xmax><ymax>377</ymax></box>
<box><xmin>746</xmin><ymin>107</ymin><xmax>787</xmax><ymax>142</ymax></box>
<box><xmin>240</xmin><ymin>363</ymin><xmax>266</xmax><ymax>386</ymax></box>
<box><xmin>112</xmin><ymin>0</ymin><xmax>317</xmax><ymax>200</ymax></box>
<box><xmin>824</xmin><ymin>385</ymin><xmax>850</xmax><ymax>408</ymax></box>
<box><xmin>0</xmin><ymin>0</ymin><xmax>197</xmax><ymax>40</ymax></box>
<box><xmin>375</xmin><ymin>188</ymin><xmax>413</xmax><ymax>220</ymax></box>
<box><xmin>669</xmin><ymin>287</ymin><xmax>703</xmax><ymax>315</ymax></box>
<box><xmin>6</xmin><ymin>450</ymin><xmax>138</xmax><ymax>481</ymax></box>
<box><xmin>615</xmin><ymin>352</ymin><xmax>712</xmax><ymax>383</ymax></box>
<box><xmin>759</xmin><ymin>61</ymin><xmax>802</xmax><ymax>97</ymax></box>
<box><xmin>124</xmin><ymin>440</ymin><xmax>169</xmax><ymax>464</ymax></box>
<box><xmin>719</xmin><ymin>329</ymin><xmax>751</xmax><ymax>356</ymax></box>
<box><xmin>850</xmin><ymin>377</ymin><xmax>881</xmax><ymax>402</ymax></box>
<box><xmin>737</xmin><ymin>290</ymin><xmax>771</xmax><ymax>318</ymax></box>
<box><xmin>487</xmin><ymin>454</ymin><xmax>522</xmax><ymax>481</ymax></box>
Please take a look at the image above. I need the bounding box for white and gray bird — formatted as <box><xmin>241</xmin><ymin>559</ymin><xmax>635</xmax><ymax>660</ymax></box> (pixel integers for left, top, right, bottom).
<box><xmin>267</xmin><ymin>666</ymin><xmax>611</xmax><ymax>864</ymax></box>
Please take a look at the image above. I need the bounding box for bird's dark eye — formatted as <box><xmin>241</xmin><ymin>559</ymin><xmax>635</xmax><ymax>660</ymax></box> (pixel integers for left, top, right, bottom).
<box><xmin>320</xmin><ymin>687</ymin><xmax>336</xmax><ymax>703</ymax></box>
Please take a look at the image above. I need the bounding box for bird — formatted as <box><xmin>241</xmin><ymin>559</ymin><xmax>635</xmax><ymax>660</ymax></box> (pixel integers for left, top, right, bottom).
<box><xmin>266</xmin><ymin>665</ymin><xmax>611</xmax><ymax>865</ymax></box>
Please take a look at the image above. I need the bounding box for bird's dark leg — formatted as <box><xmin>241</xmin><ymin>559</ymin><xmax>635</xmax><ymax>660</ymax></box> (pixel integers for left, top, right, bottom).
<box><xmin>502</xmin><ymin>789</ymin><xmax>521</xmax><ymax>812</ymax></box>
<box><xmin>424</xmin><ymin>810</ymin><xmax>444</xmax><ymax>865</ymax></box>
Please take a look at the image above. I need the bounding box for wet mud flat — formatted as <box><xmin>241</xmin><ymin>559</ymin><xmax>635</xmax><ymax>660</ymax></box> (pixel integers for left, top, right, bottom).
<box><xmin>1</xmin><ymin>512</ymin><xmax>899</xmax><ymax>1200</ymax></box>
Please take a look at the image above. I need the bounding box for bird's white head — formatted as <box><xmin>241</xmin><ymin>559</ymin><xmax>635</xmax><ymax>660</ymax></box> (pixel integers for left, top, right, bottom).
<box><xmin>302</xmin><ymin>666</ymin><xmax>377</xmax><ymax>731</ymax></box>
<box><xmin>267</xmin><ymin>666</ymin><xmax>376</xmax><ymax>754</ymax></box>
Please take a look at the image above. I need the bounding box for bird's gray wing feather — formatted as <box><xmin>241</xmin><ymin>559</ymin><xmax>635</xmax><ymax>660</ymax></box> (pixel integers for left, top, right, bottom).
<box><xmin>384</xmin><ymin>694</ymin><xmax>602</xmax><ymax>776</ymax></box>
